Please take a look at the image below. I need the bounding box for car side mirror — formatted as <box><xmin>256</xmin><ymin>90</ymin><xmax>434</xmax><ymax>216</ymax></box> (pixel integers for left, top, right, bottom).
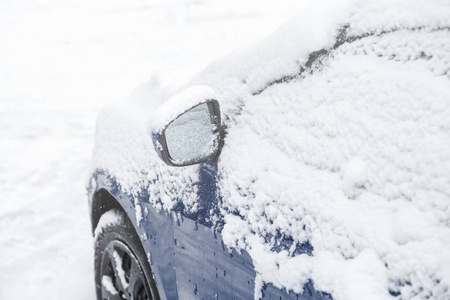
<box><xmin>152</xmin><ymin>99</ymin><xmax>223</xmax><ymax>167</ymax></box>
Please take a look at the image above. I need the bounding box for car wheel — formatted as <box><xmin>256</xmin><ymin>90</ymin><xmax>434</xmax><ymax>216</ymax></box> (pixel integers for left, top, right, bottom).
<box><xmin>94</xmin><ymin>209</ymin><xmax>159</xmax><ymax>300</ymax></box>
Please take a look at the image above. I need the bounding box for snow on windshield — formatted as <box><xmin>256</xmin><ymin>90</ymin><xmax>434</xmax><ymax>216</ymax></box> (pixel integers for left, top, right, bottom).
<box><xmin>220</xmin><ymin>37</ymin><xmax>450</xmax><ymax>299</ymax></box>
<box><xmin>91</xmin><ymin>0</ymin><xmax>450</xmax><ymax>299</ymax></box>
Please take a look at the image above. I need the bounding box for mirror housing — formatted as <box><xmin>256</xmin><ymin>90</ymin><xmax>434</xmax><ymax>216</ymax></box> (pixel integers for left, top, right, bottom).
<box><xmin>152</xmin><ymin>99</ymin><xmax>223</xmax><ymax>167</ymax></box>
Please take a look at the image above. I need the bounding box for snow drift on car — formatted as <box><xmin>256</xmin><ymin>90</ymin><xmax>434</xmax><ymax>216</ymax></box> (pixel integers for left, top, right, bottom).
<box><xmin>91</xmin><ymin>0</ymin><xmax>450</xmax><ymax>299</ymax></box>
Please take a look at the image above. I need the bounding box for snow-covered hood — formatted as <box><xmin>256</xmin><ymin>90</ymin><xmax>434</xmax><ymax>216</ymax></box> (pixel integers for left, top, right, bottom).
<box><xmin>92</xmin><ymin>0</ymin><xmax>450</xmax><ymax>299</ymax></box>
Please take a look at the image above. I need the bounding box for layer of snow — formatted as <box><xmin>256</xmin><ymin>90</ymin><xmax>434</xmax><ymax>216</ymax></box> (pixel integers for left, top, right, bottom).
<box><xmin>113</xmin><ymin>250</ymin><xmax>129</xmax><ymax>289</ymax></box>
<box><xmin>0</xmin><ymin>0</ymin><xmax>309</xmax><ymax>299</ymax></box>
<box><xmin>151</xmin><ymin>85</ymin><xmax>217</xmax><ymax>132</ymax></box>
<box><xmin>219</xmin><ymin>43</ymin><xmax>450</xmax><ymax>299</ymax></box>
<box><xmin>102</xmin><ymin>275</ymin><xmax>118</xmax><ymax>295</ymax></box>
<box><xmin>212</xmin><ymin>2</ymin><xmax>450</xmax><ymax>299</ymax></box>
<box><xmin>94</xmin><ymin>209</ymin><xmax>123</xmax><ymax>240</ymax></box>
<box><xmin>90</xmin><ymin>0</ymin><xmax>450</xmax><ymax>299</ymax></box>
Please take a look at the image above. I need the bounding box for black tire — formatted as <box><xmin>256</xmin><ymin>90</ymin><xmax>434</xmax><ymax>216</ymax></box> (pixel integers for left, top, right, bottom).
<box><xmin>94</xmin><ymin>209</ymin><xmax>159</xmax><ymax>300</ymax></box>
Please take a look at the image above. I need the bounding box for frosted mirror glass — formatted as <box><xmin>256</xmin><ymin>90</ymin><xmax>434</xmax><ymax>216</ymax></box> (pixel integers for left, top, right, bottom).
<box><xmin>165</xmin><ymin>103</ymin><xmax>218</xmax><ymax>164</ymax></box>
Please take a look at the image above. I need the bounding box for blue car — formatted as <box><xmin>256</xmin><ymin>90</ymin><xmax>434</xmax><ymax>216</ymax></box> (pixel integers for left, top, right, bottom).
<box><xmin>88</xmin><ymin>1</ymin><xmax>450</xmax><ymax>299</ymax></box>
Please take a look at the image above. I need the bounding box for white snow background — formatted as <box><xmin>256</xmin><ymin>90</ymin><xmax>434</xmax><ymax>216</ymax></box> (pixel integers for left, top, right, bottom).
<box><xmin>0</xmin><ymin>0</ymin><xmax>312</xmax><ymax>299</ymax></box>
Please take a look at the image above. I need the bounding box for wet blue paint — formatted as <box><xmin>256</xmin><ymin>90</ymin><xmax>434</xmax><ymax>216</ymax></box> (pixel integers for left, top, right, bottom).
<box><xmin>92</xmin><ymin>166</ymin><xmax>332</xmax><ymax>300</ymax></box>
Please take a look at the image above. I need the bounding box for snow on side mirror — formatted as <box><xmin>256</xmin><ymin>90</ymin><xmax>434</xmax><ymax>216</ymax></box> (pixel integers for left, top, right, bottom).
<box><xmin>152</xmin><ymin>87</ymin><xmax>223</xmax><ymax>167</ymax></box>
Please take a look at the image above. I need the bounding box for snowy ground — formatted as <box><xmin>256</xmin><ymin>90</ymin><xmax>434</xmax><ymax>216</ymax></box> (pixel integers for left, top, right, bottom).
<box><xmin>0</xmin><ymin>0</ymin><xmax>311</xmax><ymax>298</ymax></box>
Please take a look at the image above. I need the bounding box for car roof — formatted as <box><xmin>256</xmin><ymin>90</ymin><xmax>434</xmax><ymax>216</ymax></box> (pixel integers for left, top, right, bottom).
<box><xmin>190</xmin><ymin>0</ymin><xmax>450</xmax><ymax>113</ymax></box>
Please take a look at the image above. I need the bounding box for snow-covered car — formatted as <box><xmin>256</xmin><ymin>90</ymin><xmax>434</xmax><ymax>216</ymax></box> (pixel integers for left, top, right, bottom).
<box><xmin>88</xmin><ymin>0</ymin><xmax>450</xmax><ymax>299</ymax></box>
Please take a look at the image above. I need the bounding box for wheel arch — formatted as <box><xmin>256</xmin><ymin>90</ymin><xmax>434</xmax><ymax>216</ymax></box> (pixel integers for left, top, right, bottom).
<box><xmin>90</xmin><ymin>188</ymin><xmax>127</xmax><ymax>234</ymax></box>
<box><xmin>90</xmin><ymin>178</ymin><xmax>177</xmax><ymax>300</ymax></box>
